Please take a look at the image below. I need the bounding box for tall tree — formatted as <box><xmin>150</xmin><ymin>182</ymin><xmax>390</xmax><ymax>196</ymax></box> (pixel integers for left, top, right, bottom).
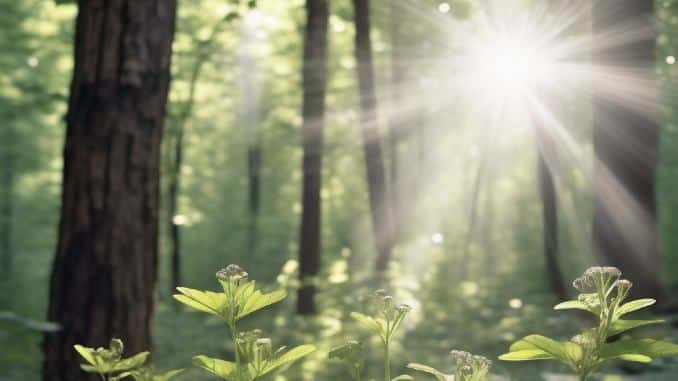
<box><xmin>388</xmin><ymin>0</ymin><xmax>404</xmax><ymax>240</ymax></box>
<box><xmin>353</xmin><ymin>0</ymin><xmax>394</xmax><ymax>272</ymax></box>
<box><xmin>238</xmin><ymin>13</ymin><xmax>264</xmax><ymax>257</ymax></box>
<box><xmin>592</xmin><ymin>0</ymin><xmax>662</xmax><ymax>298</ymax></box>
<box><xmin>0</xmin><ymin>126</ymin><xmax>15</xmax><ymax>276</ymax></box>
<box><xmin>167</xmin><ymin>11</ymin><xmax>236</xmax><ymax>295</ymax></box>
<box><xmin>535</xmin><ymin>123</ymin><xmax>567</xmax><ymax>300</ymax></box>
<box><xmin>43</xmin><ymin>1</ymin><xmax>176</xmax><ymax>379</ymax></box>
<box><xmin>297</xmin><ymin>0</ymin><xmax>329</xmax><ymax>315</ymax></box>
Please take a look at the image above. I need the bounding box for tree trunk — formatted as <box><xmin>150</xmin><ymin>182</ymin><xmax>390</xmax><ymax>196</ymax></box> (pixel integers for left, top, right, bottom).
<box><xmin>353</xmin><ymin>0</ymin><xmax>394</xmax><ymax>273</ymax></box>
<box><xmin>297</xmin><ymin>0</ymin><xmax>329</xmax><ymax>315</ymax></box>
<box><xmin>238</xmin><ymin>19</ymin><xmax>263</xmax><ymax>258</ymax></box>
<box><xmin>167</xmin><ymin>13</ymin><xmax>232</xmax><ymax>295</ymax></box>
<box><xmin>592</xmin><ymin>0</ymin><xmax>662</xmax><ymax>299</ymax></box>
<box><xmin>388</xmin><ymin>0</ymin><xmax>404</xmax><ymax>241</ymax></box>
<box><xmin>168</xmin><ymin>126</ymin><xmax>183</xmax><ymax>293</ymax></box>
<box><xmin>0</xmin><ymin>127</ymin><xmax>14</xmax><ymax>276</ymax></box>
<box><xmin>460</xmin><ymin>155</ymin><xmax>486</xmax><ymax>280</ymax></box>
<box><xmin>535</xmin><ymin>124</ymin><xmax>568</xmax><ymax>301</ymax></box>
<box><xmin>43</xmin><ymin>1</ymin><xmax>176</xmax><ymax>380</ymax></box>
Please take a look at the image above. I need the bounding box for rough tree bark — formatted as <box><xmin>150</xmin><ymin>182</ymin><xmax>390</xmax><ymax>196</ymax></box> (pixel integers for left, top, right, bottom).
<box><xmin>353</xmin><ymin>0</ymin><xmax>394</xmax><ymax>273</ymax></box>
<box><xmin>297</xmin><ymin>0</ymin><xmax>329</xmax><ymax>315</ymax></box>
<box><xmin>43</xmin><ymin>1</ymin><xmax>176</xmax><ymax>380</ymax></box>
<box><xmin>592</xmin><ymin>0</ymin><xmax>662</xmax><ymax>299</ymax></box>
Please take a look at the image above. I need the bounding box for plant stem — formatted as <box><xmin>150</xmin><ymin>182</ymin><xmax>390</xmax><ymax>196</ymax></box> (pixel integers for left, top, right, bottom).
<box><xmin>384</xmin><ymin>340</ymin><xmax>391</xmax><ymax>381</ymax></box>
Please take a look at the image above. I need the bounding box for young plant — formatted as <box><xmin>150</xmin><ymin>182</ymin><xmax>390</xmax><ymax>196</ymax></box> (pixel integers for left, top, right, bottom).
<box><xmin>173</xmin><ymin>264</ymin><xmax>315</xmax><ymax>380</ymax></box>
<box><xmin>408</xmin><ymin>350</ymin><xmax>492</xmax><ymax>381</ymax></box>
<box><xmin>74</xmin><ymin>338</ymin><xmax>181</xmax><ymax>381</ymax></box>
<box><xmin>350</xmin><ymin>290</ymin><xmax>413</xmax><ymax>381</ymax></box>
<box><xmin>500</xmin><ymin>266</ymin><xmax>678</xmax><ymax>380</ymax></box>
<box><xmin>328</xmin><ymin>340</ymin><xmax>365</xmax><ymax>381</ymax></box>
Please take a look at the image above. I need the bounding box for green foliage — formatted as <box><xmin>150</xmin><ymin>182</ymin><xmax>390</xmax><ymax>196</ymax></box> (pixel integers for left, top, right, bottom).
<box><xmin>328</xmin><ymin>340</ymin><xmax>365</xmax><ymax>380</ymax></box>
<box><xmin>500</xmin><ymin>267</ymin><xmax>678</xmax><ymax>380</ymax></box>
<box><xmin>74</xmin><ymin>338</ymin><xmax>182</xmax><ymax>381</ymax></box>
<box><xmin>408</xmin><ymin>350</ymin><xmax>491</xmax><ymax>381</ymax></box>
<box><xmin>349</xmin><ymin>290</ymin><xmax>413</xmax><ymax>381</ymax></box>
<box><xmin>173</xmin><ymin>265</ymin><xmax>315</xmax><ymax>380</ymax></box>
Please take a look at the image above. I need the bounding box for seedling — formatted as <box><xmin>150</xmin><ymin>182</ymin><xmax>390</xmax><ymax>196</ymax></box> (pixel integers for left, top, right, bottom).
<box><xmin>173</xmin><ymin>264</ymin><xmax>315</xmax><ymax>380</ymax></box>
<box><xmin>74</xmin><ymin>338</ymin><xmax>182</xmax><ymax>381</ymax></box>
<box><xmin>350</xmin><ymin>290</ymin><xmax>413</xmax><ymax>381</ymax></box>
<box><xmin>500</xmin><ymin>266</ymin><xmax>678</xmax><ymax>380</ymax></box>
<box><xmin>329</xmin><ymin>340</ymin><xmax>365</xmax><ymax>381</ymax></box>
<box><xmin>408</xmin><ymin>350</ymin><xmax>492</xmax><ymax>381</ymax></box>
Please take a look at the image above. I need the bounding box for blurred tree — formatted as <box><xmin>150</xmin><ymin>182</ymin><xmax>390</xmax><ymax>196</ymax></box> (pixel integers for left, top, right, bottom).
<box><xmin>298</xmin><ymin>0</ymin><xmax>329</xmax><ymax>315</ymax></box>
<box><xmin>592</xmin><ymin>0</ymin><xmax>662</xmax><ymax>299</ymax></box>
<box><xmin>0</xmin><ymin>127</ymin><xmax>15</xmax><ymax>276</ymax></box>
<box><xmin>535</xmin><ymin>123</ymin><xmax>567</xmax><ymax>300</ymax></box>
<box><xmin>166</xmin><ymin>10</ymin><xmax>238</xmax><ymax>294</ymax></box>
<box><xmin>43</xmin><ymin>1</ymin><xmax>177</xmax><ymax>380</ymax></box>
<box><xmin>353</xmin><ymin>0</ymin><xmax>394</xmax><ymax>273</ymax></box>
<box><xmin>388</xmin><ymin>0</ymin><xmax>404</xmax><ymax>240</ymax></box>
<box><xmin>237</xmin><ymin>10</ymin><xmax>264</xmax><ymax>258</ymax></box>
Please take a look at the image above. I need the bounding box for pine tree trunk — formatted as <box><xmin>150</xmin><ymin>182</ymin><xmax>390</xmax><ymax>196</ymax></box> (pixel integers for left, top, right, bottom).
<box><xmin>43</xmin><ymin>1</ymin><xmax>176</xmax><ymax>380</ymax></box>
<box><xmin>297</xmin><ymin>0</ymin><xmax>329</xmax><ymax>315</ymax></box>
<box><xmin>353</xmin><ymin>0</ymin><xmax>394</xmax><ymax>273</ymax></box>
<box><xmin>592</xmin><ymin>0</ymin><xmax>662</xmax><ymax>299</ymax></box>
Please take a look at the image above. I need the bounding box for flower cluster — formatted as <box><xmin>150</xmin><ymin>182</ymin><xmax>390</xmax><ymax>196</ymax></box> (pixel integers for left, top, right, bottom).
<box><xmin>450</xmin><ymin>350</ymin><xmax>492</xmax><ymax>380</ymax></box>
<box><xmin>217</xmin><ymin>264</ymin><xmax>249</xmax><ymax>285</ymax></box>
<box><xmin>572</xmin><ymin>266</ymin><xmax>621</xmax><ymax>294</ymax></box>
<box><xmin>374</xmin><ymin>289</ymin><xmax>412</xmax><ymax>323</ymax></box>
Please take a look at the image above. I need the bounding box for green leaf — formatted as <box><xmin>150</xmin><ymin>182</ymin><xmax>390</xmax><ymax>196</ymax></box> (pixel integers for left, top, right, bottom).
<box><xmin>74</xmin><ymin>345</ymin><xmax>97</xmax><ymax>367</ymax></box>
<box><xmin>407</xmin><ymin>363</ymin><xmax>449</xmax><ymax>381</ymax></box>
<box><xmin>111</xmin><ymin>351</ymin><xmax>150</xmax><ymax>372</ymax></box>
<box><xmin>391</xmin><ymin>375</ymin><xmax>415</xmax><ymax>381</ymax></box>
<box><xmin>237</xmin><ymin>289</ymin><xmax>287</xmax><ymax>320</ymax></box>
<box><xmin>615</xmin><ymin>299</ymin><xmax>656</xmax><ymax>318</ymax></box>
<box><xmin>608</xmin><ymin>319</ymin><xmax>664</xmax><ymax>336</ymax></box>
<box><xmin>498</xmin><ymin>349</ymin><xmax>556</xmax><ymax>361</ymax></box>
<box><xmin>80</xmin><ymin>364</ymin><xmax>98</xmax><ymax>373</ymax></box>
<box><xmin>350</xmin><ymin>312</ymin><xmax>383</xmax><ymax>336</ymax></box>
<box><xmin>260</xmin><ymin>344</ymin><xmax>316</xmax><ymax>376</ymax></box>
<box><xmin>192</xmin><ymin>355</ymin><xmax>237</xmax><ymax>378</ymax></box>
<box><xmin>617</xmin><ymin>354</ymin><xmax>653</xmax><ymax>363</ymax></box>
<box><xmin>154</xmin><ymin>369</ymin><xmax>185</xmax><ymax>381</ymax></box>
<box><xmin>554</xmin><ymin>300</ymin><xmax>595</xmax><ymax>314</ymax></box>
<box><xmin>601</xmin><ymin>339</ymin><xmax>678</xmax><ymax>358</ymax></box>
<box><xmin>563</xmin><ymin>342</ymin><xmax>584</xmax><ymax>363</ymax></box>
<box><xmin>500</xmin><ymin>335</ymin><xmax>569</xmax><ymax>363</ymax></box>
<box><xmin>173</xmin><ymin>287</ymin><xmax>227</xmax><ymax>317</ymax></box>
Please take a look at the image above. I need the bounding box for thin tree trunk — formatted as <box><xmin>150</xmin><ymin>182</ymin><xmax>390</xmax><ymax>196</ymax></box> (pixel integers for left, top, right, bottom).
<box><xmin>167</xmin><ymin>14</ymin><xmax>231</xmax><ymax>294</ymax></box>
<box><xmin>388</xmin><ymin>0</ymin><xmax>404</xmax><ymax>241</ymax></box>
<box><xmin>238</xmin><ymin>19</ymin><xmax>263</xmax><ymax>257</ymax></box>
<box><xmin>460</xmin><ymin>155</ymin><xmax>486</xmax><ymax>280</ymax></box>
<box><xmin>43</xmin><ymin>1</ymin><xmax>176</xmax><ymax>380</ymax></box>
<box><xmin>168</xmin><ymin>125</ymin><xmax>183</xmax><ymax>293</ymax></box>
<box><xmin>353</xmin><ymin>0</ymin><xmax>394</xmax><ymax>273</ymax></box>
<box><xmin>0</xmin><ymin>128</ymin><xmax>14</xmax><ymax>276</ymax></box>
<box><xmin>535</xmin><ymin>124</ymin><xmax>568</xmax><ymax>300</ymax></box>
<box><xmin>592</xmin><ymin>0</ymin><xmax>662</xmax><ymax>299</ymax></box>
<box><xmin>297</xmin><ymin>0</ymin><xmax>329</xmax><ymax>315</ymax></box>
